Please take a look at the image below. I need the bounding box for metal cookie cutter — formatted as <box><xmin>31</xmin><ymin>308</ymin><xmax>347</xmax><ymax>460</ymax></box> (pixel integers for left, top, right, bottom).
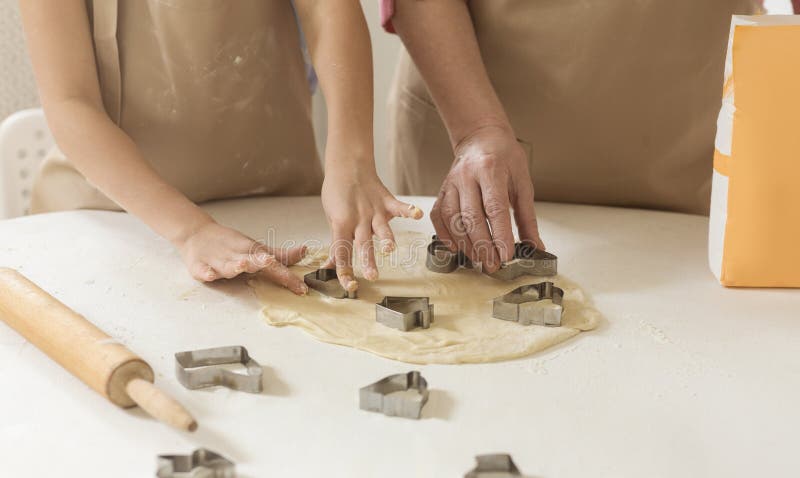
<box><xmin>375</xmin><ymin>296</ymin><xmax>434</xmax><ymax>331</ymax></box>
<box><xmin>426</xmin><ymin>236</ymin><xmax>557</xmax><ymax>280</ymax></box>
<box><xmin>303</xmin><ymin>268</ymin><xmax>357</xmax><ymax>299</ymax></box>
<box><xmin>464</xmin><ymin>454</ymin><xmax>521</xmax><ymax>478</ymax></box>
<box><xmin>175</xmin><ymin>346</ymin><xmax>263</xmax><ymax>393</ymax></box>
<box><xmin>426</xmin><ymin>235</ymin><xmax>472</xmax><ymax>273</ymax></box>
<box><xmin>157</xmin><ymin>448</ymin><xmax>235</xmax><ymax>478</ymax></box>
<box><xmin>488</xmin><ymin>242</ymin><xmax>558</xmax><ymax>280</ymax></box>
<box><xmin>359</xmin><ymin>371</ymin><xmax>429</xmax><ymax>419</ymax></box>
<box><xmin>492</xmin><ymin>281</ymin><xmax>564</xmax><ymax>327</ymax></box>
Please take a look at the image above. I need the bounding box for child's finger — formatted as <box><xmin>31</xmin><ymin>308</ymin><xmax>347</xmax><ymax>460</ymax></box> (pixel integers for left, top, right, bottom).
<box><xmin>191</xmin><ymin>262</ymin><xmax>217</xmax><ymax>282</ymax></box>
<box><xmin>239</xmin><ymin>253</ymin><xmax>276</xmax><ymax>274</ymax></box>
<box><xmin>371</xmin><ymin>217</ymin><xmax>396</xmax><ymax>255</ymax></box>
<box><xmin>220</xmin><ymin>257</ymin><xmax>249</xmax><ymax>279</ymax></box>
<box><xmin>260</xmin><ymin>261</ymin><xmax>308</xmax><ymax>295</ymax></box>
<box><xmin>264</xmin><ymin>244</ymin><xmax>307</xmax><ymax>266</ymax></box>
<box><xmin>331</xmin><ymin>227</ymin><xmax>358</xmax><ymax>293</ymax></box>
<box><xmin>356</xmin><ymin>224</ymin><xmax>378</xmax><ymax>281</ymax></box>
<box><xmin>385</xmin><ymin>197</ymin><xmax>424</xmax><ymax>220</ymax></box>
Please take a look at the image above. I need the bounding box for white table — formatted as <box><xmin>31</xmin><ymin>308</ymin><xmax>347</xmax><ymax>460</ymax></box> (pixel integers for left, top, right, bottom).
<box><xmin>0</xmin><ymin>196</ymin><xmax>797</xmax><ymax>477</ymax></box>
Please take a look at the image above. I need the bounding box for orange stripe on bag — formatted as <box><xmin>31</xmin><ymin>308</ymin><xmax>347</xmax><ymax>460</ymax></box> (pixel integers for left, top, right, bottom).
<box><xmin>713</xmin><ymin>149</ymin><xmax>731</xmax><ymax>176</ymax></box>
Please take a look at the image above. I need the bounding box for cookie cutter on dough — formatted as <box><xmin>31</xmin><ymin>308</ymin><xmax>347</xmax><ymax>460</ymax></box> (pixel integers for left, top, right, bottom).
<box><xmin>426</xmin><ymin>235</ymin><xmax>557</xmax><ymax>280</ymax></box>
<box><xmin>175</xmin><ymin>345</ymin><xmax>263</xmax><ymax>393</ymax></box>
<box><xmin>464</xmin><ymin>454</ymin><xmax>522</xmax><ymax>478</ymax></box>
<box><xmin>375</xmin><ymin>296</ymin><xmax>434</xmax><ymax>331</ymax></box>
<box><xmin>359</xmin><ymin>371</ymin><xmax>429</xmax><ymax>419</ymax></box>
<box><xmin>492</xmin><ymin>281</ymin><xmax>564</xmax><ymax>327</ymax></box>
<box><xmin>156</xmin><ymin>448</ymin><xmax>236</xmax><ymax>478</ymax></box>
<box><xmin>303</xmin><ymin>268</ymin><xmax>357</xmax><ymax>299</ymax></box>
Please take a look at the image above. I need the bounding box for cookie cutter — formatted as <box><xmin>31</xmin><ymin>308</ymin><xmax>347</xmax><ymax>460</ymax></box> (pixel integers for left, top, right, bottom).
<box><xmin>175</xmin><ymin>345</ymin><xmax>263</xmax><ymax>393</ymax></box>
<box><xmin>492</xmin><ymin>281</ymin><xmax>564</xmax><ymax>327</ymax></box>
<box><xmin>375</xmin><ymin>296</ymin><xmax>434</xmax><ymax>331</ymax></box>
<box><xmin>304</xmin><ymin>268</ymin><xmax>357</xmax><ymax>299</ymax></box>
<box><xmin>156</xmin><ymin>448</ymin><xmax>236</xmax><ymax>478</ymax></box>
<box><xmin>464</xmin><ymin>454</ymin><xmax>521</xmax><ymax>478</ymax></box>
<box><xmin>359</xmin><ymin>371</ymin><xmax>429</xmax><ymax>419</ymax></box>
<box><xmin>426</xmin><ymin>236</ymin><xmax>557</xmax><ymax>280</ymax></box>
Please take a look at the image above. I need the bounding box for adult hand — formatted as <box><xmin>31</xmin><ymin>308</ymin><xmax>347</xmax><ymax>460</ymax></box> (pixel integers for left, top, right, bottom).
<box><xmin>175</xmin><ymin>219</ymin><xmax>309</xmax><ymax>294</ymax></box>
<box><xmin>321</xmin><ymin>169</ymin><xmax>423</xmax><ymax>292</ymax></box>
<box><xmin>430</xmin><ymin>124</ymin><xmax>544</xmax><ymax>273</ymax></box>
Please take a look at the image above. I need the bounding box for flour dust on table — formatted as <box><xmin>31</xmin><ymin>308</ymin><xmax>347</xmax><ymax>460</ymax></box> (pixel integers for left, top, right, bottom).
<box><xmin>249</xmin><ymin>232</ymin><xmax>601</xmax><ymax>364</ymax></box>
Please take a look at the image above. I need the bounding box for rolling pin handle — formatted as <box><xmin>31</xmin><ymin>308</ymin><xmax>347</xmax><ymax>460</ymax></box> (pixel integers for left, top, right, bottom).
<box><xmin>125</xmin><ymin>378</ymin><xmax>198</xmax><ymax>432</ymax></box>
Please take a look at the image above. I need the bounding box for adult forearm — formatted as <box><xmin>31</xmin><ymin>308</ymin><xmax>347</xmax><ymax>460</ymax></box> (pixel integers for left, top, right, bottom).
<box><xmin>391</xmin><ymin>0</ymin><xmax>511</xmax><ymax>147</ymax></box>
<box><xmin>44</xmin><ymin>98</ymin><xmax>211</xmax><ymax>244</ymax></box>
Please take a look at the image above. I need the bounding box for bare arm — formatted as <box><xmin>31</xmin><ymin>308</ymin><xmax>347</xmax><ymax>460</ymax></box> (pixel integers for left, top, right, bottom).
<box><xmin>19</xmin><ymin>0</ymin><xmax>208</xmax><ymax>244</ymax></box>
<box><xmin>19</xmin><ymin>0</ymin><xmax>309</xmax><ymax>291</ymax></box>
<box><xmin>294</xmin><ymin>0</ymin><xmax>421</xmax><ymax>289</ymax></box>
<box><xmin>391</xmin><ymin>0</ymin><xmax>544</xmax><ymax>270</ymax></box>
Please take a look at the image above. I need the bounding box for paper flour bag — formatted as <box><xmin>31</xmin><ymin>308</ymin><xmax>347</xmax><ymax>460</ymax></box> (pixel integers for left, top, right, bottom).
<box><xmin>710</xmin><ymin>15</ymin><xmax>800</xmax><ymax>287</ymax></box>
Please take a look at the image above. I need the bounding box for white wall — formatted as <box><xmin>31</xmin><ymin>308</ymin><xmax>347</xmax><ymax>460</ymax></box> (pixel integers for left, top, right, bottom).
<box><xmin>0</xmin><ymin>0</ymin><xmax>39</xmax><ymax>122</ymax></box>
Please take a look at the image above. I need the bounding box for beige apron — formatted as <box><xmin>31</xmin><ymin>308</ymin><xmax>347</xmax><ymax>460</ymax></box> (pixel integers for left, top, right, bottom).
<box><xmin>31</xmin><ymin>0</ymin><xmax>323</xmax><ymax>213</ymax></box>
<box><xmin>388</xmin><ymin>0</ymin><xmax>760</xmax><ymax>215</ymax></box>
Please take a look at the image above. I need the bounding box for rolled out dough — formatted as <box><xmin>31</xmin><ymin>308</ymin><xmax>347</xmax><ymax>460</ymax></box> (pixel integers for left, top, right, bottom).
<box><xmin>250</xmin><ymin>232</ymin><xmax>601</xmax><ymax>364</ymax></box>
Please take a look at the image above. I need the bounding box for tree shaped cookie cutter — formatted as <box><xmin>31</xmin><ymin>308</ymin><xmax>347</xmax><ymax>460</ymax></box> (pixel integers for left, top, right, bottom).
<box><xmin>304</xmin><ymin>268</ymin><xmax>357</xmax><ymax>299</ymax></box>
<box><xmin>175</xmin><ymin>345</ymin><xmax>263</xmax><ymax>393</ymax></box>
<box><xmin>359</xmin><ymin>371</ymin><xmax>429</xmax><ymax>419</ymax></box>
<box><xmin>375</xmin><ymin>296</ymin><xmax>434</xmax><ymax>331</ymax></box>
<box><xmin>156</xmin><ymin>448</ymin><xmax>235</xmax><ymax>478</ymax></box>
<box><xmin>492</xmin><ymin>281</ymin><xmax>564</xmax><ymax>327</ymax></box>
<box><xmin>464</xmin><ymin>454</ymin><xmax>522</xmax><ymax>478</ymax></box>
<box><xmin>426</xmin><ymin>235</ymin><xmax>557</xmax><ymax>280</ymax></box>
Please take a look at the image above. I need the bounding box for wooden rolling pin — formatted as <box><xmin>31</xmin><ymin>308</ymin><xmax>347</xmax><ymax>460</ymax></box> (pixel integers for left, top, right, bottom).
<box><xmin>0</xmin><ymin>268</ymin><xmax>197</xmax><ymax>432</ymax></box>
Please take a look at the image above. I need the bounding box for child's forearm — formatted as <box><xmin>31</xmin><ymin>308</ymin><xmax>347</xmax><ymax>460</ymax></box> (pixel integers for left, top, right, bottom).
<box><xmin>45</xmin><ymin>98</ymin><xmax>212</xmax><ymax>244</ymax></box>
<box><xmin>294</xmin><ymin>0</ymin><xmax>376</xmax><ymax>173</ymax></box>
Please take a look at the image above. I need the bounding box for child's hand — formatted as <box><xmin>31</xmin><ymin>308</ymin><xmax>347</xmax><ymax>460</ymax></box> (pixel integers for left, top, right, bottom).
<box><xmin>321</xmin><ymin>170</ymin><xmax>423</xmax><ymax>292</ymax></box>
<box><xmin>175</xmin><ymin>220</ymin><xmax>309</xmax><ymax>295</ymax></box>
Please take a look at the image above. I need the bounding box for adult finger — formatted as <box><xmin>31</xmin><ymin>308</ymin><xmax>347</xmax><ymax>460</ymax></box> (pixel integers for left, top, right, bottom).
<box><xmin>440</xmin><ymin>187</ymin><xmax>474</xmax><ymax>257</ymax></box>
<box><xmin>330</xmin><ymin>225</ymin><xmax>358</xmax><ymax>293</ymax></box>
<box><xmin>513</xmin><ymin>179</ymin><xmax>546</xmax><ymax>250</ymax></box>
<box><xmin>355</xmin><ymin>223</ymin><xmax>378</xmax><ymax>281</ymax></box>
<box><xmin>430</xmin><ymin>197</ymin><xmax>456</xmax><ymax>251</ymax></box>
<box><xmin>459</xmin><ymin>181</ymin><xmax>500</xmax><ymax>272</ymax></box>
<box><xmin>372</xmin><ymin>217</ymin><xmax>396</xmax><ymax>255</ymax></box>
<box><xmin>479</xmin><ymin>176</ymin><xmax>515</xmax><ymax>263</ymax></box>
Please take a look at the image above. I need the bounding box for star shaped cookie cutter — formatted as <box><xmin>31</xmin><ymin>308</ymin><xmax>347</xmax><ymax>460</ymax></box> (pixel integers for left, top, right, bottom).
<box><xmin>492</xmin><ymin>281</ymin><xmax>564</xmax><ymax>327</ymax></box>
<box><xmin>156</xmin><ymin>448</ymin><xmax>235</xmax><ymax>478</ymax></box>
<box><xmin>175</xmin><ymin>345</ymin><xmax>263</xmax><ymax>393</ymax></box>
<box><xmin>426</xmin><ymin>235</ymin><xmax>557</xmax><ymax>280</ymax></box>
<box><xmin>464</xmin><ymin>454</ymin><xmax>522</xmax><ymax>478</ymax></box>
<box><xmin>375</xmin><ymin>296</ymin><xmax>434</xmax><ymax>331</ymax></box>
<box><xmin>304</xmin><ymin>268</ymin><xmax>357</xmax><ymax>299</ymax></box>
<box><xmin>359</xmin><ymin>371</ymin><xmax>429</xmax><ymax>419</ymax></box>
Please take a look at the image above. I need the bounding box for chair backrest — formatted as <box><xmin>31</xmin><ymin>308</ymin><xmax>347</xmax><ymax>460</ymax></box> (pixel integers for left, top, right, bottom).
<box><xmin>0</xmin><ymin>108</ymin><xmax>54</xmax><ymax>219</ymax></box>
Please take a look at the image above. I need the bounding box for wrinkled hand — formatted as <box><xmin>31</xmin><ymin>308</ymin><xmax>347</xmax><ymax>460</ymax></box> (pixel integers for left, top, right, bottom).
<box><xmin>175</xmin><ymin>219</ymin><xmax>309</xmax><ymax>294</ymax></box>
<box><xmin>430</xmin><ymin>124</ymin><xmax>544</xmax><ymax>273</ymax></box>
<box><xmin>321</xmin><ymin>169</ymin><xmax>423</xmax><ymax>292</ymax></box>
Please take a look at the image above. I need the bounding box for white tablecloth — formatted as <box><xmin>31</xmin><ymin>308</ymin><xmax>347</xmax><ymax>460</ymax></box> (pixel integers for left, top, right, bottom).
<box><xmin>0</xmin><ymin>196</ymin><xmax>797</xmax><ymax>477</ymax></box>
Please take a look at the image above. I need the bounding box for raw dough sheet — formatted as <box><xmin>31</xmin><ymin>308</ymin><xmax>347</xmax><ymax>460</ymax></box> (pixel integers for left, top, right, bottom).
<box><xmin>250</xmin><ymin>232</ymin><xmax>601</xmax><ymax>364</ymax></box>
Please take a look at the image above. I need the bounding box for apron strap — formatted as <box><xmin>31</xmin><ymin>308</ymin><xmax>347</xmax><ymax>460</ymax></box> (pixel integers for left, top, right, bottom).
<box><xmin>91</xmin><ymin>0</ymin><xmax>122</xmax><ymax>124</ymax></box>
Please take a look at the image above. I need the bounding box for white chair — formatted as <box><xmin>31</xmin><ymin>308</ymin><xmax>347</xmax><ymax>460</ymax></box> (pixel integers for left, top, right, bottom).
<box><xmin>0</xmin><ymin>108</ymin><xmax>54</xmax><ymax>219</ymax></box>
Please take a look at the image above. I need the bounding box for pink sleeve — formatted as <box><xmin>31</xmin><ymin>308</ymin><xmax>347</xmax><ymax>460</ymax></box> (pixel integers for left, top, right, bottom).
<box><xmin>380</xmin><ymin>0</ymin><xmax>397</xmax><ymax>33</ymax></box>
